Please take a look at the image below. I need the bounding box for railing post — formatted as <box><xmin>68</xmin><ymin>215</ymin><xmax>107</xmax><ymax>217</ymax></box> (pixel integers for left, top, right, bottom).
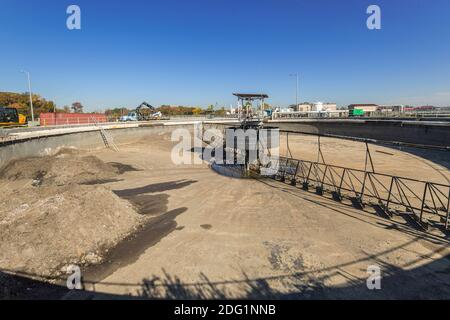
<box><xmin>419</xmin><ymin>183</ymin><xmax>428</xmax><ymax>223</ymax></box>
<box><xmin>446</xmin><ymin>187</ymin><xmax>450</xmax><ymax>230</ymax></box>
<box><xmin>302</xmin><ymin>162</ymin><xmax>313</xmax><ymax>190</ymax></box>
<box><xmin>281</xmin><ymin>159</ymin><xmax>289</xmax><ymax>183</ymax></box>
<box><xmin>291</xmin><ymin>160</ymin><xmax>300</xmax><ymax>186</ymax></box>
<box><xmin>359</xmin><ymin>172</ymin><xmax>368</xmax><ymax>206</ymax></box>
<box><xmin>336</xmin><ymin>168</ymin><xmax>346</xmax><ymax>200</ymax></box>
<box><xmin>321</xmin><ymin>165</ymin><xmax>328</xmax><ymax>189</ymax></box>
<box><xmin>385</xmin><ymin>176</ymin><xmax>395</xmax><ymax>213</ymax></box>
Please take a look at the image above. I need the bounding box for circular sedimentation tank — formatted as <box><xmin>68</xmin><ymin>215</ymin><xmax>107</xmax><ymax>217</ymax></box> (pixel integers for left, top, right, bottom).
<box><xmin>1</xmin><ymin>123</ymin><xmax>450</xmax><ymax>299</ymax></box>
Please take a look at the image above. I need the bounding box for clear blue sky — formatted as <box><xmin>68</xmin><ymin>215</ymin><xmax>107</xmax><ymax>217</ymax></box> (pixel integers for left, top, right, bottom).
<box><xmin>1</xmin><ymin>0</ymin><xmax>450</xmax><ymax>111</ymax></box>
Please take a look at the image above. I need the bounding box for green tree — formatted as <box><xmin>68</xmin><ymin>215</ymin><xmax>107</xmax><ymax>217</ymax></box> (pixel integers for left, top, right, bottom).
<box><xmin>71</xmin><ymin>102</ymin><xmax>84</xmax><ymax>113</ymax></box>
<box><xmin>215</xmin><ymin>107</ymin><xmax>226</xmax><ymax>116</ymax></box>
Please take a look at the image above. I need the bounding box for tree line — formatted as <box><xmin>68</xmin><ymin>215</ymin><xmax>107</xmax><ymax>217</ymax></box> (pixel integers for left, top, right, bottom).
<box><xmin>1</xmin><ymin>91</ymin><xmax>228</xmax><ymax>119</ymax></box>
<box><xmin>0</xmin><ymin>92</ymin><xmax>87</xmax><ymax>118</ymax></box>
<box><xmin>105</xmin><ymin>105</ymin><xmax>228</xmax><ymax>118</ymax></box>
<box><xmin>0</xmin><ymin>92</ymin><xmax>57</xmax><ymax>118</ymax></box>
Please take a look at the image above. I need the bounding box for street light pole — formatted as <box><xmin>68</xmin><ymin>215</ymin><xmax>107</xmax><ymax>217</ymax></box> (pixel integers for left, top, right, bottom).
<box><xmin>21</xmin><ymin>70</ymin><xmax>35</xmax><ymax>123</ymax></box>
<box><xmin>289</xmin><ymin>73</ymin><xmax>299</xmax><ymax>110</ymax></box>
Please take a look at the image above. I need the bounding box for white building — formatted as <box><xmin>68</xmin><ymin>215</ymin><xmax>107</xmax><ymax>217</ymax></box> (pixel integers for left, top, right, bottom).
<box><xmin>312</xmin><ymin>102</ymin><xmax>337</xmax><ymax>112</ymax></box>
<box><xmin>294</xmin><ymin>102</ymin><xmax>337</xmax><ymax>112</ymax></box>
<box><xmin>296</xmin><ymin>103</ymin><xmax>312</xmax><ymax>112</ymax></box>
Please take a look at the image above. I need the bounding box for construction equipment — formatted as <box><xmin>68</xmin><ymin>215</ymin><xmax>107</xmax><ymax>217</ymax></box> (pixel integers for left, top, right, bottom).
<box><xmin>0</xmin><ymin>107</ymin><xmax>27</xmax><ymax>127</ymax></box>
<box><xmin>120</xmin><ymin>102</ymin><xmax>162</xmax><ymax>121</ymax></box>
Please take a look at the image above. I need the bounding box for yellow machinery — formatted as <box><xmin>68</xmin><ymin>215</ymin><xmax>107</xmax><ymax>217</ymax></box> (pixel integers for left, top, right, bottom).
<box><xmin>0</xmin><ymin>107</ymin><xmax>27</xmax><ymax>127</ymax></box>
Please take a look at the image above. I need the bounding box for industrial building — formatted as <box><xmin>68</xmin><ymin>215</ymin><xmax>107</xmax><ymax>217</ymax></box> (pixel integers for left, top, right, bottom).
<box><xmin>347</xmin><ymin>104</ymin><xmax>379</xmax><ymax>113</ymax></box>
<box><xmin>294</xmin><ymin>102</ymin><xmax>337</xmax><ymax>112</ymax></box>
<box><xmin>377</xmin><ymin>105</ymin><xmax>405</xmax><ymax>113</ymax></box>
<box><xmin>296</xmin><ymin>103</ymin><xmax>312</xmax><ymax>112</ymax></box>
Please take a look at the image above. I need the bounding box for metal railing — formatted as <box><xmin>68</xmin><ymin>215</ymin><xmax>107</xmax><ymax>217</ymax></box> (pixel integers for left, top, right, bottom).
<box><xmin>272</xmin><ymin>111</ymin><xmax>349</xmax><ymax>119</ymax></box>
<box><xmin>271</xmin><ymin>110</ymin><xmax>450</xmax><ymax>120</ymax></box>
<box><xmin>272</xmin><ymin>156</ymin><xmax>450</xmax><ymax>231</ymax></box>
<box><xmin>90</xmin><ymin>117</ymin><xmax>119</xmax><ymax>152</ymax></box>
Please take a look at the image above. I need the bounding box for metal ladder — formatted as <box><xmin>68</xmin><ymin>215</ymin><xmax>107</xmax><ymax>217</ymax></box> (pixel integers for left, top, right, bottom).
<box><xmin>91</xmin><ymin>117</ymin><xmax>119</xmax><ymax>152</ymax></box>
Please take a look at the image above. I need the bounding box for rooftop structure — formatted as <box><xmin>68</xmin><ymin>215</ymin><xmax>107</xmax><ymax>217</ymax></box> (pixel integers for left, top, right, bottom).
<box><xmin>232</xmin><ymin>93</ymin><xmax>269</xmax><ymax>100</ymax></box>
<box><xmin>232</xmin><ymin>93</ymin><xmax>269</xmax><ymax>125</ymax></box>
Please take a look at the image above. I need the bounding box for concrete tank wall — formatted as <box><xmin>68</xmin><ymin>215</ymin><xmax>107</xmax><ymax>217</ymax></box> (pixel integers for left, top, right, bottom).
<box><xmin>269</xmin><ymin>120</ymin><xmax>450</xmax><ymax>147</ymax></box>
<box><xmin>2</xmin><ymin>119</ymin><xmax>448</xmax><ymax>169</ymax></box>
<box><xmin>0</xmin><ymin>125</ymin><xmax>188</xmax><ymax>169</ymax></box>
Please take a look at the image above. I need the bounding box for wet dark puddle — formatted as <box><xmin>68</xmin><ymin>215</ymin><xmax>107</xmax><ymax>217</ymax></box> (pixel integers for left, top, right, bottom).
<box><xmin>82</xmin><ymin>207</ymin><xmax>187</xmax><ymax>284</ymax></box>
<box><xmin>211</xmin><ymin>163</ymin><xmax>248</xmax><ymax>178</ymax></box>
<box><xmin>80</xmin><ymin>180</ymin><xmax>198</xmax><ymax>284</ymax></box>
<box><xmin>124</xmin><ymin>193</ymin><xmax>169</xmax><ymax>215</ymax></box>
<box><xmin>108</xmin><ymin>162</ymin><xmax>141</xmax><ymax>174</ymax></box>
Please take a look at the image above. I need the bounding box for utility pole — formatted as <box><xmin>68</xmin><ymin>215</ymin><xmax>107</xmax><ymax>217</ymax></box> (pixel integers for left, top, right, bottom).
<box><xmin>289</xmin><ymin>73</ymin><xmax>299</xmax><ymax>110</ymax></box>
<box><xmin>21</xmin><ymin>70</ymin><xmax>35</xmax><ymax>123</ymax></box>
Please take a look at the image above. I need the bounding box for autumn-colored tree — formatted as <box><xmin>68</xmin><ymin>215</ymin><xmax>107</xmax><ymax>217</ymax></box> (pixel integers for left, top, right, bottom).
<box><xmin>8</xmin><ymin>102</ymin><xmax>27</xmax><ymax>113</ymax></box>
<box><xmin>192</xmin><ymin>107</ymin><xmax>203</xmax><ymax>115</ymax></box>
<box><xmin>156</xmin><ymin>105</ymin><xmax>197</xmax><ymax>116</ymax></box>
<box><xmin>104</xmin><ymin>107</ymin><xmax>131</xmax><ymax>119</ymax></box>
<box><xmin>0</xmin><ymin>92</ymin><xmax>57</xmax><ymax>119</ymax></box>
<box><xmin>71</xmin><ymin>102</ymin><xmax>84</xmax><ymax>113</ymax></box>
<box><xmin>215</xmin><ymin>107</ymin><xmax>226</xmax><ymax>116</ymax></box>
<box><xmin>263</xmin><ymin>103</ymin><xmax>272</xmax><ymax>110</ymax></box>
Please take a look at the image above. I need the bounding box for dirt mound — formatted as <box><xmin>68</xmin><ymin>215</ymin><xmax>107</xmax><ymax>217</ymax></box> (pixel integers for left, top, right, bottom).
<box><xmin>0</xmin><ymin>149</ymin><xmax>147</xmax><ymax>279</ymax></box>
<box><xmin>0</xmin><ymin>148</ymin><xmax>121</xmax><ymax>187</ymax></box>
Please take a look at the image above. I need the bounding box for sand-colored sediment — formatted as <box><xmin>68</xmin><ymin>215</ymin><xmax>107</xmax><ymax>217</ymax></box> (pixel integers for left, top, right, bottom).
<box><xmin>1</xmin><ymin>132</ymin><xmax>450</xmax><ymax>299</ymax></box>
